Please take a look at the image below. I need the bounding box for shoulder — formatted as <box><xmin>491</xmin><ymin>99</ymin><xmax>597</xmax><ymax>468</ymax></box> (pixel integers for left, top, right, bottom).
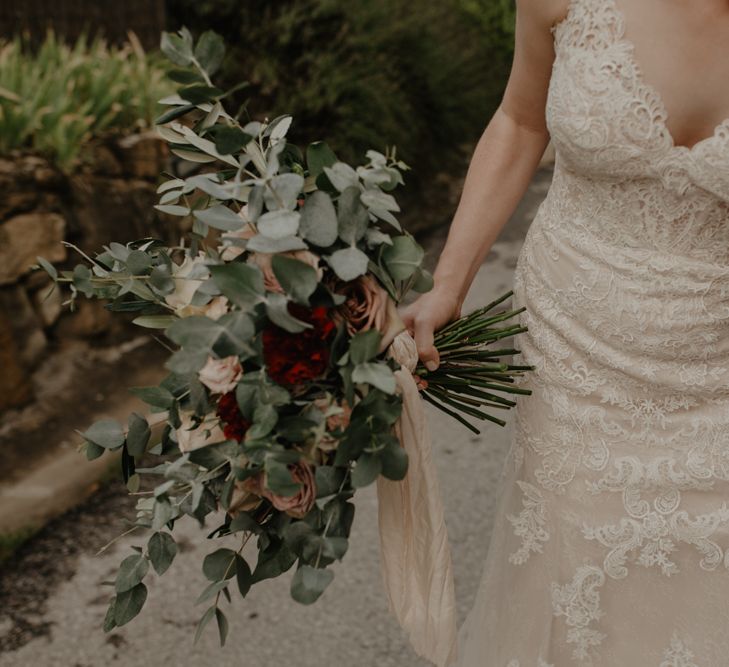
<box><xmin>515</xmin><ymin>0</ymin><xmax>572</xmax><ymax>33</ymax></box>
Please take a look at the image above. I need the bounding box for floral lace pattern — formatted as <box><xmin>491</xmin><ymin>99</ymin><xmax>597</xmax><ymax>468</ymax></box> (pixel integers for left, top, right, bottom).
<box><xmin>660</xmin><ymin>633</ymin><xmax>699</xmax><ymax>667</ymax></box>
<box><xmin>551</xmin><ymin>565</ymin><xmax>607</xmax><ymax>663</ymax></box>
<box><xmin>453</xmin><ymin>0</ymin><xmax>729</xmax><ymax>664</ymax></box>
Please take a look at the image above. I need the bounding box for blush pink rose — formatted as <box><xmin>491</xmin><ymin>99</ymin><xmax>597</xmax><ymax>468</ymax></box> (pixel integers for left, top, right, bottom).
<box><xmin>313</xmin><ymin>396</ymin><xmax>352</xmax><ymax>452</ymax></box>
<box><xmin>198</xmin><ymin>355</ymin><xmax>243</xmax><ymax>394</ymax></box>
<box><xmin>329</xmin><ymin>274</ymin><xmax>406</xmax><ymax>352</ymax></box>
<box><xmin>242</xmin><ymin>460</ymin><xmax>317</xmax><ymax>519</ymax></box>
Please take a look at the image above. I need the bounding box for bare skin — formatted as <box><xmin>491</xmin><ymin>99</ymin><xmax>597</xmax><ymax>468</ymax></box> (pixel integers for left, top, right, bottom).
<box><xmin>400</xmin><ymin>0</ymin><xmax>729</xmax><ymax>370</ymax></box>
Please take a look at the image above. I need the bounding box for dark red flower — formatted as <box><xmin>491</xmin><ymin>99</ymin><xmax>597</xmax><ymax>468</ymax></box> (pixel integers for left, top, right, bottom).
<box><xmin>216</xmin><ymin>391</ymin><xmax>250</xmax><ymax>442</ymax></box>
<box><xmin>262</xmin><ymin>303</ymin><xmax>337</xmax><ymax>387</ymax></box>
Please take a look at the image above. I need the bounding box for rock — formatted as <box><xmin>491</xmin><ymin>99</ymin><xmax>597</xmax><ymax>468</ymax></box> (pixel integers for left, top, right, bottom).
<box><xmin>55</xmin><ymin>299</ymin><xmax>112</xmax><ymax>338</ymax></box>
<box><xmin>32</xmin><ymin>282</ymin><xmax>63</xmax><ymax>327</ymax></box>
<box><xmin>87</xmin><ymin>143</ymin><xmax>123</xmax><ymax>177</ymax></box>
<box><xmin>68</xmin><ymin>175</ymin><xmax>165</xmax><ymax>251</ymax></box>
<box><xmin>116</xmin><ymin>131</ymin><xmax>167</xmax><ymax>180</ymax></box>
<box><xmin>0</xmin><ymin>285</ymin><xmax>47</xmax><ymax>367</ymax></box>
<box><xmin>0</xmin><ymin>212</ymin><xmax>66</xmax><ymax>285</ymax></box>
<box><xmin>0</xmin><ymin>312</ymin><xmax>33</xmax><ymax>411</ymax></box>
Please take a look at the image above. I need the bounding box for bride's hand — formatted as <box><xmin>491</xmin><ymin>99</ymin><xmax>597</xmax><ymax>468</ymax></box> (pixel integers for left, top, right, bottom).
<box><xmin>399</xmin><ymin>288</ymin><xmax>462</xmax><ymax>371</ymax></box>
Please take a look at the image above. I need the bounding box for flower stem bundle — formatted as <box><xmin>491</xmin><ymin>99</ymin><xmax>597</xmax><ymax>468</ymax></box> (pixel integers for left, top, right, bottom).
<box><xmin>418</xmin><ymin>291</ymin><xmax>534</xmax><ymax>433</ymax></box>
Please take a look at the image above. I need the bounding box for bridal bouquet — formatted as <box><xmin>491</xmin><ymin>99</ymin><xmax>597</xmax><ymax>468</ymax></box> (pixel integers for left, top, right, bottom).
<box><xmin>38</xmin><ymin>28</ymin><xmax>531</xmax><ymax>645</ymax></box>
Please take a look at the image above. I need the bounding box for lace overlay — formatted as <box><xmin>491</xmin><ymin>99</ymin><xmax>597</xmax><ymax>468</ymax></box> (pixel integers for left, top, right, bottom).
<box><xmin>452</xmin><ymin>0</ymin><xmax>729</xmax><ymax>664</ymax></box>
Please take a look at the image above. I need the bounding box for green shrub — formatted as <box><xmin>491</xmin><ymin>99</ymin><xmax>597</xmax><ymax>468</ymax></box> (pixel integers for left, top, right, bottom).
<box><xmin>460</xmin><ymin>0</ymin><xmax>516</xmax><ymax>59</ymax></box>
<box><xmin>0</xmin><ymin>32</ymin><xmax>174</xmax><ymax>171</ymax></box>
<box><xmin>166</xmin><ymin>0</ymin><xmax>513</xmax><ymax>191</ymax></box>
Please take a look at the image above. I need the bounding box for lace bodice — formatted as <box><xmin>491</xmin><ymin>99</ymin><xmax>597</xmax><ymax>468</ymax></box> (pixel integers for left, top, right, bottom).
<box><xmin>453</xmin><ymin>2</ymin><xmax>729</xmax><ymax>665</ymax></box>
<box><xmin>548</xmin><ymin>0</ymin><xmax>729</xmax><ymax>259</ymax></box>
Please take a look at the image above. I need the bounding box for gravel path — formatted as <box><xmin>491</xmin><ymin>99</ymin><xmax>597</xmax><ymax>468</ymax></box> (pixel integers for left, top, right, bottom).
<box><xmin>0</xmin><ymin>167</ymin><xmax>552</xmax><ymax>667</ymax></box>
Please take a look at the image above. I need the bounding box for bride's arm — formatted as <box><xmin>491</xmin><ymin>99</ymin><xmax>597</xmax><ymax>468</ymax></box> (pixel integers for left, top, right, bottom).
<box><xmin>400</xmin><ymin>0</ymin><xmax>567</xmax><ymax>370</ymax></box>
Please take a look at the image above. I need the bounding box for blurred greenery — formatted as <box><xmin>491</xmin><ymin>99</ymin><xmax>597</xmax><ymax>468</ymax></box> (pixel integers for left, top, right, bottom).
<box><xmin>0</xmin><ymin>31</ymin><xmax>174</xmax><ymax>172</ymax></box>
<box><xmin>166</xmin><ymin>0</ymin><xmax>516</xmax><ymax>191</ymax></box>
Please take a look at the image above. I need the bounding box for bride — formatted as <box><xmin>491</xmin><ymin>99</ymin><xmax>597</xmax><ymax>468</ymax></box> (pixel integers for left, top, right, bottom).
<box><xmin>401</xmin><ymin>0</ymin><xmax>729</xmax><ymax>664</ymax></box>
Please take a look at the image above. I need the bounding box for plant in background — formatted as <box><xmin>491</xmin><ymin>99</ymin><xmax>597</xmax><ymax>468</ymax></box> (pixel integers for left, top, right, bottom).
<box><xmin>0</xmin><ymin>31</ymin><xmax>174</xmax><ymax>171</ymax></box>
<box><xmin>164</xmin><ymin>0</ymin><xmax>511</xmax><ymax>193</ymax></box>
<box><xmin>38</xmin><ymin>29</ymin><xmax>531</xmax><ymax>645</ymax></box>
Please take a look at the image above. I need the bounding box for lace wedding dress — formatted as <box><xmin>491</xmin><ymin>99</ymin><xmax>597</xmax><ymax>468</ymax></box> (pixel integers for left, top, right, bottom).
<box><xmin>452</xmin><ymin>0</ymin><xmax>729</xmax><ymax>665</ymax></box>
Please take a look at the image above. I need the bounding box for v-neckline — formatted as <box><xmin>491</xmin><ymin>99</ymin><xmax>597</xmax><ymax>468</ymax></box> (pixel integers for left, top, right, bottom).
<box><xmin>554</xmin><ymin>0</ymin><xmax>729</xmax><ymax>155</ymax></box>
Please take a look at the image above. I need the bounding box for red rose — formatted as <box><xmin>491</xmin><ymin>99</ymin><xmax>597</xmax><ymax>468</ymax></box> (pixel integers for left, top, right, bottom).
<box><xmin>216</xmin><ymin>391</ymin><xmax>251</xmax><ymax>442</ymax></box>
<box><xmin>262</xmin><ymin>303</ymin><xmax>337</xmax><ymax>387</ymax></box>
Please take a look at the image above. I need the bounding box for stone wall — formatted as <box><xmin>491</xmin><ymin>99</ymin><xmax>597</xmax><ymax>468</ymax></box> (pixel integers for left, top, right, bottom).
<box><xmin>0</xmin><ymin>134</ymin><xmax>173</xmax><ymax>413</ymax></box>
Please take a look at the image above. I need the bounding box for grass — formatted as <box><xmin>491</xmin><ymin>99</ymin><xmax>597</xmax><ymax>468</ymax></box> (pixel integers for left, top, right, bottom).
<box><xmin>0</xmin><ymin>31</ymin><xmax>174</xmax><ymax>172</ymax></box>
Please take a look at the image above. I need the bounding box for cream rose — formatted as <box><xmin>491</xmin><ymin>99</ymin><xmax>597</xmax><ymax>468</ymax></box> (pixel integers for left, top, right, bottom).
<box><xmin>176</xmin><ymin>413</ymin><xmax>226</xmax><ymax>453</ymax></box>
<box><xmin>176</xmin><ymin>295</ymin><xmax>229</xmax><ymax>320</ymax></box>
<box><xmin>165</xmin><ymin>252</ymin><xmax>210</xmax><ymax>313</ymax></box>
<box><xmin>198</xmin><ymin>355</ymin><xmax>243</xmax><ymax>394</ymax></box>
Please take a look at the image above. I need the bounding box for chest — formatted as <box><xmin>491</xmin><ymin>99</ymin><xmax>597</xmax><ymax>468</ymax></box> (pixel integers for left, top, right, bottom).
<box><xmin>613</xmin><ymin>0</ymin><xmax>729</xmax><ymax>149</ymax></box>
<box><xmin>546</xmin><ymin>0</ymin><xmax>729</xmax><ymax>202</ymax></box>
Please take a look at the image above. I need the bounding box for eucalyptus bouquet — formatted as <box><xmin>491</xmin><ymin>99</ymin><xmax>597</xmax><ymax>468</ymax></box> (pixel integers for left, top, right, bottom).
<box><xmin>38</xmin><ymin>28</ymin><xmax>531</xmax><ymax>644</ymax></box>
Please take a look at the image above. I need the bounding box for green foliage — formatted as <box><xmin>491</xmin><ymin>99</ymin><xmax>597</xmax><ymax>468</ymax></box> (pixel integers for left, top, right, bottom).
<box><xmin>165</xmin><ymin>0</ymin><xmax>513</xmax><ymax>188</ymax></box>
<box><xmin>0</xmin><ymin>31</ymin><xmax>174</xmax><ymax>171</ymax></box>
<box><xmin>459</xmin><ymin>0</ymin><xmax>517</xmax><ymax>58</ymax></box>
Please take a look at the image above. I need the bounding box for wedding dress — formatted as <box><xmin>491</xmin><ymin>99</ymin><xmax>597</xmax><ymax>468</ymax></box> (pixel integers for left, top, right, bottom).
<box><xmin>452</xmin><ymin>0</ymin><xmax>729</xmax><ymax>664</ymax></box>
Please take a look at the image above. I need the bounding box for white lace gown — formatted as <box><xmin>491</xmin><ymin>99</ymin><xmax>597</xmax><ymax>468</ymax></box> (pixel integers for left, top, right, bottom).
<box><xmin>452</xmin><ymin>0</ymin><xmax>729</xmax><ymax>665</ymax></box>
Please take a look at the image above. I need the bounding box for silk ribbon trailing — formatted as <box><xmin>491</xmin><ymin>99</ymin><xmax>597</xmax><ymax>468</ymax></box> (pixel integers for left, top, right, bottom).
<box><xmin>377</xmin><ymin>330</ymin><xmax>459</xmax><ymax>667</ymax></box>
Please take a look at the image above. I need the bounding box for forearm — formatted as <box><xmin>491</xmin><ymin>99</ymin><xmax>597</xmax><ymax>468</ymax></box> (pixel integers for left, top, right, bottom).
<box><xmin>432</xmin><ymin>105</ymin><xmax>550</xmax><ymax>306</ymax></box>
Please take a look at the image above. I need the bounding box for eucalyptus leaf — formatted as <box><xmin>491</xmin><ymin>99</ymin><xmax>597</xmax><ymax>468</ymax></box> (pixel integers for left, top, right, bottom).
<box><xmin>351</xmin><ymin>452</ymin><xmax>382</xmax><ymax>488</ymax></box>
<box><xmin>203</xmin><ymin>548</ymin><xmax>238</xmax><ymax>581</ymax></box>
<box><xmin>161</xmin><ymin>31</ymin><xmax>193</xmax><ymax>67</ymax></box>
<box><xmin>129</xmin><ymin>385</ymin><xmax>175</xmax><ymax>409</ymax></box>
<box><xmin>382</xmin><ymin>235</ymin><xmax>424</xmax><ymax>281</ymax></box>
<box><xmin>337</xmin><ymin>187</ymin><xmax>369</xmax><ymax>244</ymax></box>
<box><xmin>132</xmin><ymin>315</ymin><xmax>178</xmax><ymax>329</ymax></box>
<box><xmin>306</xmin><ymin>141</ymin><xmax>338</xmax><ymax>178</ymax></box>
<box><xmin>323</xmin><ymin>162</ymin><xmax>359</xmax><ymax>192</ymax></box>
<box><xmin>257</xmin><ymin>210</ymin><xmax>300</xmax><ymax>239</ymax></box>
<box><xmin>215</xmin><ymin>608</ymin><xmax>229</xmax><ymax>647</ymax></box>
<box><xmin>116</xmin><ymin>554</ymin><xmax>149</xmax><ymax>593</ymax></box>
<box><xmin>194</xmin><ymin>206</ymin><xmax>245</xmax><ymax>231</ymax></box>
<box><xmin>213</xmin><ymin>126</ymin><xmax>252</xmax><ymax>155</ymax></box>
<box><xmin>246</xmin><ymin>234</ymin><xmax>307</xmax><ymax>254</ymax></box>
<box><xmin>299</xmin><ymin>190</ymin><xmax>338</xmax><ymax>247</ymax></box>
<box><xmin>82</xmin><ymin>419</ymin><xmax>125</xmax><ymax>450</ymax></box>
<box><xmin>126</xmin><ymin>413</ymin><xmax>151</xmax><ymax>457</ymax></box>
<box><xmin>209</xmin><ymin>264</ymin><xmax>264</xmax><ymax>308</ymax></box>
<box><xmin>113</xmin><ymin>583</ymin><xmax>148</xmax><ymax>627</ymax></box>
<box><xmin>148</xmin><ymin>532</ymin><xmax>177</xmax><ymax>575</ymax></box>
<box><xmin>349</xmin><ymin>329</ymin><xmax>381</xmax><ymax>364</ymax></box>
<box><xmin>325</xmin><ymin>247</ymin><xmax>369</xmax><ymax>281</ymax></box>
<box><xmin>352</xmin><ymin>362</ymin><xmax>397</xmax><ymax>394</ymax></box>
<box><xmin>186</xmin><ymin>175</ymin><xmax>233</xmax><ymax>201</ymax></box>
<box><xmin>271</xmin><ymin>255</ymin><xmax>318</xmax><ymax>304</ymax></box>
<box><xmin>264</xmin><ymin>173</ymin><xmax>304</xmax><ymax>211</ymax></box>
<box><xmin>36</xmin><ymin>256</ymin><xmax>57</xmax><ymax>281</ymax></box>
<box><xmin>194</xmin><ymin>30</ymin><xmax>225</xmax><ymax>75</ymax></box>
<box><xmin>265</xmin><ymin>292</ymin><xmax>312</xmax><ymax>333</ymax></box>
<box><xmin>265</xmin><ymin>458</ymin><xmax>301</xmax><ymax>497</ymax></box>
<box><xmin>379</xmin><ymin>443</ymin><xmax>409</xmax><ymax>480</ymax></box>
<box><xmin>290</xmin><ymin>564</ymin><xmax>334</xmax><ymax>605</ymax></box>
<box><xmin>235</xmin><ymin>555</ymin><xmax>252</xmax><ymax>597</ymax></box>
<box><xmin>194</xmin><ymin>605</ymin><xmax>216</xmax><ymax>645</ymax></box>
